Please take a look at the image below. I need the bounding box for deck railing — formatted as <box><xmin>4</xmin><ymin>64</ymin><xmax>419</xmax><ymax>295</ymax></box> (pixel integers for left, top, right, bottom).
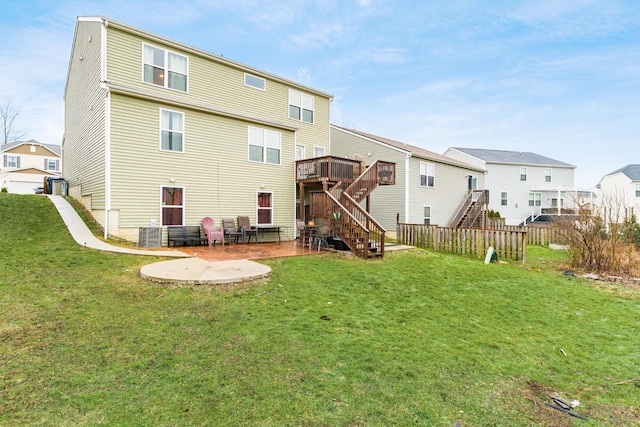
<box><xmin>296</xmin><ymin>156</ymin><xmax>363</xmax><ymax>183</ymax></box>
<box><xmin>449</xmin><ymin>190</ymin><xmax>489</xmax><ymax>228</ymax></box>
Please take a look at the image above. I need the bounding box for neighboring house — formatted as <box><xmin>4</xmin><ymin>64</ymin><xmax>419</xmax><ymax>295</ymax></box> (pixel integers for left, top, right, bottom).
<box><xmin>444</xmin><ymin>147</ymin><xmax>577</xmax><ymax>226</ymax></box>
<box><xmin>0</xmin><ymin>140</ymin><xmax>61</xmax><ymax>194</ymax></box>
<box><xmin>596</xmin><ymin>164</ymin><xmax>640</xmax><ymax>223</ymax></box>
<box><xmin>331</xmin><ymin>125</ymin><xmax>486</xmax><ymax>231</ymax></box>
<box><xmin>63</xmin><ymin>17</ymin><xmax>332</xmax><ymax>243</ymax></box>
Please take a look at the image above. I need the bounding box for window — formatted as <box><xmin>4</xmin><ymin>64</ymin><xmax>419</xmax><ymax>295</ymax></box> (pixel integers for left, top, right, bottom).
<box><xmin>545</xmin><ymin>168</ymin><xmax>552</xmax><ymax>182</ymax></box>
<box><xmin>143</xmin><ymin>44</ymin><xmax>188</xmax><ymax>92</ymax></box>
<box><xmin>161</xmin><ymin>186</ymin><xmax>184</xmax><ymax>226</ymax></box>
<box><xmin>244</xmin><ymin>73</ymin><xmax>265</xmax><ymax>90</ymax></box>
<box><xmin>44</xmin><ymin>159</ymin><xmax>59</xmax><ymax>171</ymax></box>
<box><xmin>420</xmin><ymin>162</ymin><xmax>435</xmax><ymax>187</ymax></box>
<box><xmin>423</xmin><ymin>206</ymin><xmax>431</xmax><ymax>225</ymax></box>
<box><xmin>520</xmin><ymin>167</ymin><xmax>527</xmax><ymax>181</ymax></box>
<box><xmin>257</xmin><ymin>192</ymin><xmax>273</xmax><ymax>225</ymax></box>
<box><xmin>160</xmin><ymin>109</ymin><xmax>184</xmax><ymax>152</ymax></box>
<box><xmin>295</xmin><ymin>145</ymin><xmax>305</xmax><ymax>161</ymax></box>
<box><xmin>313</xmin><ymin>146</ymin><xmax>325</xmax><ymax>157</ymax></box>
<box><xmin>501</xmin><ymin>192</ymin><xmax>508</xmax><ymax>206</ymax></box>
<box><xmin>635</xmin><ymin>184</ymin><xmax>640</xmax><ymax>197</ymax></box>
<box><xmin>528</xmin><ymin>192</ymin><xmax>541</xmax><ymax>207</ymax></box>
<box><xmin>551</xmin><ymin>198</ymin><xmax>564</xmax><ymax>208</ymax></box>
<box><xmin>288</xmin><ymin>89</ymin><xmax>314</xmax><ymax>123</ymax></box>
<box><xmin>248</xmin><ymin>127</ymin><xmax>281</xmax><ymax>165</ymax></box>
<box><xmin>3</xmin><ymin>155</ymin><xmax>19</xmax><ymax>168</ymax></box>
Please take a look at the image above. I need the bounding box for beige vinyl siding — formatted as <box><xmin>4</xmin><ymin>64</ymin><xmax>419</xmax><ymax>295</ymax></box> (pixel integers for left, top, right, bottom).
<box><xmin>330</xmin><ymin>127</ymin><xmax>406</xmax><ymax>230</ymax></box>
<box><xmin>105</xmin><ymin>26</ymin><xmax>330</xmax><ymax>155</ymax></box>
<box><xmin>109</xmin><ymin>94</ymin><xmax>296</xmax><ymax>235</ymax></box>
<box><xmin>63</xmin><ymin>20</ymin><xmax>107</xmax><ymax>209</ymax></box>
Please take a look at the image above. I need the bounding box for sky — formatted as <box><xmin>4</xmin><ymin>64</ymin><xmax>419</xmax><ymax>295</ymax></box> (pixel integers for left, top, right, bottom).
<box><xmin>1</xmin><ymin>0</ymin><xmax>638</xmax><ymax>188</ymax></box>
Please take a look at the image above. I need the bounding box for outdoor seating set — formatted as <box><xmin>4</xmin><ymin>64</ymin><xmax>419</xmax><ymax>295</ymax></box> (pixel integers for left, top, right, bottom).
<box><xmin>167</xmin><ymin>216</ymin><xmax>260</xmax><ymax>247</ymax></box>
<box><xmin>296</xmin><ymin>220</ymin><xmax>332</xmax><ymax>252</ymax></box>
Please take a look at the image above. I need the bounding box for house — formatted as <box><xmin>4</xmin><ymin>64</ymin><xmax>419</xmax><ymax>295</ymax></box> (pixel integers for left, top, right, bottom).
<box><xmin>1</xmin><ymin>140</ymin><xmax>61</xmax><ymax>194</ymax></box>
<box><xmin>597</xmin><ymin>164</ymin><xmax>640</xmax><ymax>223</ymax></box>
<box><xmin>443</xmin><ymin>147</ymin><xmax>577</xmax><ymax>226</ymax></box>
<box><xmin>331</xmin><ymin>126</ymin><xmax>487</xmax><ymax>232</ymax></box>
<box><xmin>63</xmin><ymin>16</ymin><xmax>333</xmax><ymax>243</ymax></box>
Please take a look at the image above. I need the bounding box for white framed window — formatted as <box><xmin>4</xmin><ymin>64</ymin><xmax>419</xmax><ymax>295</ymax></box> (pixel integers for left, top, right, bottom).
<box><xmin>420</xmin><ymin>162</ymin><xmax>435</xmax><ymax>187</ymax></box>
<box><xmin>161</xmin><ymin>186</ymin><xmax>184</xmax><ymax>226</ymax></box>
<box><xmin>288</xmin><ymin>89</ymin><xmax>314</xmax><ymax>123</ymax></box>
<box><xmin>528</xmin><ymin>192</ymin><xmax>541</xmax><ymax>207</ymax></box>
<box><xmin>257</xmin><ymin>191</ymin><xmax>273</xmax><ymax>225</ymax></box>
<box><xmin>545</xmin><ymin>168</ymin><xmax>552</xmax><ymax>182</ymax></box>
<box><xmin>3</xmin><ymin>155</ymin><xmax>19</xmax><ymax>168</ymax></box>
<box><xmin>295</xmin><ymin>145</ymin><xmax>305</xmax><ymax>161</ymax></box>
<box><xmin>160</xmin><ymin>109</ymin><xmax>184</xmax><ymax>152</ymax></box>
<box><xmin>313</xmin><ymin>146</ymin><xmax>325</xmax><ymax>157</ymax></box>
<box><xmin>248</xmin><ymin>127</ymin><xmax>281</xmax><ymax>165</ymax></box>
<box><xmin>636</xmin><ymin>184</ymin><xmax>640</xmax><ymax>197</ymax></box>
<box><xmin>143</xmin><ymin>43</ymin><xmax>188</xmax><ymax>92</ymax></box>
<box><xmin>551</xmin><ymin>198</ymin><xmax>564</xmax><ymax>208</ymax></box>
<box><xmin>44</xmin><ymin>159</ymin><xmax>59</xmax><ymax>171</ymax></box>
<box><xmin>520</xmin><ymin>167</ymin><xmax>527</xmax><ymax>181</ymax></box>
<box><xmin>244</xmin><ymin>73</ymin><xmax>266</xmax><ymax>90</ymax></box>
<box><xmin>501</xmin><ymin>192</ymin><xmax>508</xmax><ymax>206</ymax></box>
<box><xmin>423</xmin><ymin>206</ymin><xmax>431</xmax><ymax>225</ymax></box>
<box><xmin>30</xmin><ymin>146</ymin><xmax>36</xmax><ymax>152</ymax></box>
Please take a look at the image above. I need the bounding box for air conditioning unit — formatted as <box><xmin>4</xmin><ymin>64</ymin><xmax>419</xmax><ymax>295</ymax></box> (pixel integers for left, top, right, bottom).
<box><xmin>139</xmin><ymin>227</ymin><xmax>162</xmax><ymax>248</ymax></box>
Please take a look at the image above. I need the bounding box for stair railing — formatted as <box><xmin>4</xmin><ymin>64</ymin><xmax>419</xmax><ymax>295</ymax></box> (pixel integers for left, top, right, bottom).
<box><xmin>449</xmin><ymin>190</ymin><xmax>489</xmax><ymax>228</ymax></box>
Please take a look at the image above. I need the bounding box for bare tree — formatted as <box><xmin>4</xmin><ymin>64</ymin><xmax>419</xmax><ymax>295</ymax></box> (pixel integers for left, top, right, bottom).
<box><xmin>1</xmin><ymin>99</ymin><xmax>26</xmax><ymax>145</ymax></box>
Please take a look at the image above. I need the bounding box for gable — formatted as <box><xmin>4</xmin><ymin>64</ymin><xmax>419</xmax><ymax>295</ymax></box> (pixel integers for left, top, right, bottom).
<box><xmin>1</xmin><ymin>141</ymin><xmax>61</xmax><ymax>157</ymax></box>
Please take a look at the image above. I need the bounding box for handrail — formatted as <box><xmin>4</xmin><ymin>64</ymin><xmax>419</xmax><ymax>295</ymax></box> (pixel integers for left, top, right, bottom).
<box><xmin>522</xmin><ymin>207</ymin><xmax>542</xmax><ymax>226</ymax></box>
<box><xmin>449</xmin><ymin>190</ymin><xmax>488</xmax><ymax>228</ymax></box>
<box><xmin>295</xmin><ymin>156</ymin><xmax>363</xmax><ymax>183</ymax></box>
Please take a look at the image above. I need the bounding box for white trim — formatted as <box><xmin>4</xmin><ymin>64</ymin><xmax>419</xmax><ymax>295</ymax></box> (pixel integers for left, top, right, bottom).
<box><xmin>101</xmin><ymin>21</ymin><xmax>107</xmax><ymax>82</ymax></box>
<box><xmin>248</xmin><ymin>126</ymin><xmax>281</xmax><ymax>165</ymax></box>
<box><xmin>404</xmin><ymin>154</ymin><xmax>410</xmax><ymax>223</ymax></box>
<box><xmin>244</xmin><ymin>73</ymin><xmax>266</xmax><ymax>91</ymax></box>
<box><xmin>313</xmin><ymin>146</ymin><xmax>325</xmax><ymax>158</ymax></box>
<box><xmin>141</xmin><ymin>42</ymin><xmax>189</xmax><ymax>93</ymax></box>
<box><xmin>423</xmin><ymin>205</ymin><xmax>432</xmax><ymax>225</ymax></box>
<box><xmin>104</xmin><ymin>90</ymin><xmax>111</xmax><ymax>239</ymax></box>
<box><xmin>161</xmin><ymin>185</ymin><xmax>186</xmax><ymax>226</ymax></box>
<box><xmin>159</xmin><ymin>108</ymin><xmax>185</xmax><ymax>153</ymax></box>
<box><xmin>295</xmin><ymin>144</ymin><xmax>305</xmax><ymax>161</ymax></box>
<box><xmin>256</xmin><ymin>190</ymin><xmax>274</xmax><ymax>226</ymax></box>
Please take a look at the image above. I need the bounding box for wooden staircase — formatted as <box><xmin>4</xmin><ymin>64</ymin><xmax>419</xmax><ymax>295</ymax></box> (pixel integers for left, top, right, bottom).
<box><xmin>309</xmin><ymin>160</ymin><xmax>395</xmax><ymax>259</ymax></box>
<box><xmin>449</xmin><ymin>190</ymin><xmax>489</xmax><ymax>229</ymax></box>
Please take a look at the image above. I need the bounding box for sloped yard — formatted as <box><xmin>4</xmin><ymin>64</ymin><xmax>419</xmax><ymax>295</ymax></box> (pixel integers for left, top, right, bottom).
<box><xmin>1</xmin><ymin>194</ymin><xmax>638</xmax><ymax>426</ymax></box>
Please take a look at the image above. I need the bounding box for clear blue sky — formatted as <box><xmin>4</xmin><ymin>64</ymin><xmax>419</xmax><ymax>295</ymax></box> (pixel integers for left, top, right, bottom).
<box><xmin>1</xmin><ymin>0</ymin><xmax>638</xmax><ymax>187</ymax></box>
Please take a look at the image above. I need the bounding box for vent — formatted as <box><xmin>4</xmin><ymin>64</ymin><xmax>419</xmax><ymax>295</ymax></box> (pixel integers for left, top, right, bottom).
<box><xmin>139</xmin><ymin>227</ymin><xmax>162</xmax><ymax>248</ymax></box>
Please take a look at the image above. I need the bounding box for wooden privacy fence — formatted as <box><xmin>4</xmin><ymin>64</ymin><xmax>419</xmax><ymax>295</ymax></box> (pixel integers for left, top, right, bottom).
<box><xmin>397</xmin><ymin>223</ymin><xmax>527</xmax><ymax>262</ymax></box>
<box><xmin>487</xmin><ymin>224</ymin><xmax>560</xmax><ymax>246</ymax></box>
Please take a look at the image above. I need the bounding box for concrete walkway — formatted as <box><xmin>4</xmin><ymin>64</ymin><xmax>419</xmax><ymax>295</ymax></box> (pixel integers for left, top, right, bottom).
<box><xmin>48</xmin><ymin>195</ymin><xmax>271</xmax><ymax>284</ymax></box>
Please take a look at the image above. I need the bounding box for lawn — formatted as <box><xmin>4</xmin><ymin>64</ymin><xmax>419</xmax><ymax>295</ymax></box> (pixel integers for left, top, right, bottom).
<box><xmin>1</xmin><ymin>193</ymin><xmax>638</xmax><ymax>426</ymax></box>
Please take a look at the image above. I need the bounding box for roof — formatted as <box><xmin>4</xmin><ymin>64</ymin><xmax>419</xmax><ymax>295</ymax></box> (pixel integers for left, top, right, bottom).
<box><xmin>604</xmin><ymin>164</ymin><xmax>640</xmax><ymax>181</ymax></box>
<box><xmin>1</xmin><ymin>139</ymin><xmax>61</xmax><ymax>156</ymax></box>
<box><xmin>449</xmin><ymin>147</ymin><xmax>575</xmax><ymax>168</ymax></box>
<box><xmin>331</xmin><ymin>125</ymin><xmax>484</xmax><ymax>172</ymax></box>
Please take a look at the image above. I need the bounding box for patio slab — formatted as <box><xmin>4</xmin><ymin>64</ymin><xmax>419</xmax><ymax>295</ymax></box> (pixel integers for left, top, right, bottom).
<box><xmin>140</xmin><ymin>257</ymin><xmax>271</xmax><ymax>285</ymax></box>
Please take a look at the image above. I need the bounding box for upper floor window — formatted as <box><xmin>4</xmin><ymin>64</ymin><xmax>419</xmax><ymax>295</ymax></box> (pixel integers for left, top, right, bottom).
<box><xmin>248</xmin><ymin>127</ymin><xmax>281</xmax><ymax>165</ymax></box>
<box><xmin>244</xmin><ymin>73</ymin><xmax>266</xmax><ymax>90</ymax></box>
<box><xmin>160</xmin><ymin>109</ymin><xmax>184</xmax><ymax>152</ymax></box>
<box><xmin>289</xmin><ymin>90</ymin><xmax>314</xmax><ymax>123</ymax></box>
<box><xmin>143</xmin><ymin>44</ymin><xmax>188</xmax><ymax>92</ymax></box>
<box><xmin>3</xmin><ymin>155</ymin><xmax>19</xmax><ymax>168</ymax></box>
<box><xmin>44</xmin><ymin>159</ymin><xmax>60</xmax><ymax>171</ymax></box>
<box><xmin>545</xmin><ymin>168</ymin><xmax>552</xmax><ymax>182</ymax></box>
<box><xmin>161</xmin><ymin>186</ymin><xmax>184</xmax><ymax>226</ymax></box>
<box><xmin>501</xmin><ymin>192</ymin><xmax>508</xmax><ymax>206</ymax></box>
<box><xmin>295</xmin><ymin>145</ymin><xmax>305</xmax><ymax>161</ymax></box>
<box><xmin>257</xmin><ymin>192</ymin><xmax>273</xmax><ymax>225</ymax></box>
<box><xmin>313</xmin><ymin>146</ymin><xmax>325</xmax><ymax>157</ymax></box>
<box><xmin>636</xmin><ymin>184</ymin><xmax>640</xmax><ymax>197</ymax></box>
<box><xmin>520</xmin><ymin>167</ymin><xmax>527</xmax><ymax>181</ymax></box>
<box><xmin>420</xmin><ymin>162</ymin><xmax>435</xmax><ymax>187</ymax></box>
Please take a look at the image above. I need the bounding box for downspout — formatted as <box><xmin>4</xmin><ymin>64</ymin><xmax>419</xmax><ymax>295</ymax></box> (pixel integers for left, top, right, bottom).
<box><xmin>102</xmin><ymin>19</ymin><xmax>111</xmax><ymax>239</ymax></box>
<box><xmin>404</xmin><ymin>153</ymin><xmax>411</xmax><ymax>223</ymax></box>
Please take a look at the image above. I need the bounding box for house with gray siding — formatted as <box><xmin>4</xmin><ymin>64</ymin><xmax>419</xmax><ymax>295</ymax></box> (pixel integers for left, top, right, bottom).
<box><xmin>63</xmin><ymin>16</ymin><xmax>332</xmax><ymax>243</ymax></box>
<box><xmin>444</xmin><ymin>147</ymin><xmax>577</xmax><ymax>226</ymax></box>
<box><xmin>331</xmin><ymin>125</ymin><xmax>486</xmax><ymax>232</ymax></box>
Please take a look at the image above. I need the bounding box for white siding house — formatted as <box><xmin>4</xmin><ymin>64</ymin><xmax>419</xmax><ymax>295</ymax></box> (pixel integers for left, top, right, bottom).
<box><xmin>1</xmin><ymin>140</ymin><xmax>61</xmax><ymax>194</ymax></box>
<box><xmin>444</xmin><ymin>147</ymin><xmax>576</xmax><ymax>226</ymax></box>
<box><xmin>597</xmin><ymin>164</ymin><xmax>640</xmax><ymax>223</ymax></box>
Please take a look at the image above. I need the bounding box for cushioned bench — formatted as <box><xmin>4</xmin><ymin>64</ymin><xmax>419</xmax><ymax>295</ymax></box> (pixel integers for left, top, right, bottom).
<box><xmin>167</xmin><ymin>226</ymin><xmax>208</xmax><ymax>247</ymax></box>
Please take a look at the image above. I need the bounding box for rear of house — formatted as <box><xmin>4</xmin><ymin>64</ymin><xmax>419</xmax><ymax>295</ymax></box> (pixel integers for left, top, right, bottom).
<box><xmin>63</xmin><ymin>17</ymin><xmax>332</xmax><ymax>243</ymax></box>
<box><xmin>597</xmin><ymin>164</ymin><xmax>640</xmax><ymax>223</ymax></box>
<box><xmin>331</xmin><ymin>126</ymin><xmax>486</xmax><ymax>232</ymax></box>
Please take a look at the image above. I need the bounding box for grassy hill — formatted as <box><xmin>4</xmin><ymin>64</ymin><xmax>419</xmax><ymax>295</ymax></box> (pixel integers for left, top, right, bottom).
<box><xmin>1</xmin><ymin>193</ymin><xmax>638</xmax><ymax>426</ymax></box>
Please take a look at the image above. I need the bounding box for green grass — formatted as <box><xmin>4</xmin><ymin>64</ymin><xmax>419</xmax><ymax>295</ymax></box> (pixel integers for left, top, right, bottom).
<box><xmin>1</xmin><ymin>193</ymin><xmax>638</xmax><ymax>426</ymax></box>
